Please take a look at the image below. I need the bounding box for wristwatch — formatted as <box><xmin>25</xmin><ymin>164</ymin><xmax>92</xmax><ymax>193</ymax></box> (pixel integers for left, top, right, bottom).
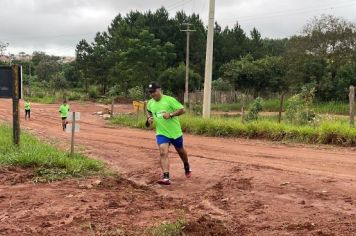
<box><xmin>169</xmin><ymin>113</ymin><xmax>174</xmax><ymax>118</ymax></box>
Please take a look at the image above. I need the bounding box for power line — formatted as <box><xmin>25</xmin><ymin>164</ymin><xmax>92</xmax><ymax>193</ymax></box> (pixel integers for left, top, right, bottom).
<box><xmin>226</xmin><ymin>0</ymin><xmax>356</xmax><ymax>25</ymax></box>
<box><xmin>165</xmin><ymin>0</ymin><xmax>190</xmax><ymax>9</ymax></box>
<box><xmin>167</xmin><ymin>0</ymin><xmax>193</xmax><ymax>12</ymax></box>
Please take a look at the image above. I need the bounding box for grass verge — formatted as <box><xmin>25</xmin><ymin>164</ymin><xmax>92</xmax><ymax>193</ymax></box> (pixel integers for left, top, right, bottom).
<box><xmin>111</xmin><ymin>114</ymin><xmax>356</xmax><ymax>146</ymax></box>
<box><xmin>0</xmin><ymin>124</ymin><xmax>104</xmax><ymax>182</ymax></box>
<box><xmin>148</xmin><ymin>219</ymin><xmax>186</xmax><ymax>236</ymax></box>
<box><xmin>212</xmin><ymin>99</ymin><xmax>349</xmax><ymax>115</ymax></box>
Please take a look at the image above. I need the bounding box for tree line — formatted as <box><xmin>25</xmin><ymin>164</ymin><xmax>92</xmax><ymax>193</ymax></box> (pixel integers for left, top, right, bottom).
<box><xmin>75</xmin><ymin>8</ymin><xmax>290</xmax><ymax>99</ymax></box>
<box><xmin>2</xmin><ymin>8</ymin><xmax>356</xmax><ymax>101</ymax></box>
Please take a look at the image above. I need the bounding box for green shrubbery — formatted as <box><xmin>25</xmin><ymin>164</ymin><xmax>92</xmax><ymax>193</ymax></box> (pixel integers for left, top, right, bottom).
<box><xmin>246</xmin><ymin>97</ymin><xmax>263</xmax><ymax>121</ymax></box>
<box><xmin>88</xmin><ymin>86</ymin><xmax>100</xmax><ymax>99</ymax></box>
<box><xmin>111</xmin><ymin>113</ymin><xmax>356</xmax><ymax>146</ymax></box>
<box><xmin>286</xmin><ymin>86</ymin><xmax>316</xmax><ymax>125</ymax></box>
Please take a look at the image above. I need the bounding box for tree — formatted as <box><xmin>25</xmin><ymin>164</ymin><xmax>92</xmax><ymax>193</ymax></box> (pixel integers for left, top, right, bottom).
<box><xmin>285</xmin><ymin>15</ymin><xmax>356</xmax><ymax>100</ymax></box>
<box><xmin>212</xmin><ymin>78</ymin><xmax>232</xmax><ymax>91</ymax></box>
<box><xmin>50</xmin><ymin>72</ymin><xmax>68</xmax><ymax>91</ymax></box>
<box><xmin>90</xmin><ymin>32</ymin><xmax>111</xmax><ymax>94</ymax></box>
<box><xmin>113</xmin><ymin>30</ymin><xmax>176</xmax><ymax>92</ymax></box>
<box><xmin>63</xmin><ymin>62</ymin><xmax>81</xmax><ymax>87</ymax></box>
<box><xmin>249</xmin><ymin>28</ymin><xmax>264</xmax><ymax>59</ymax></box>
<box><xmin>0</xmin><ymin>42</ymin><xmax>8</xmax><ymax>56</ymax></box>
<box><xmin>75</xmin><ymin>39</ymin><xmax>93</xmax><ymax>92</ymax></box>
<box><xmin>220</xmin><ymin>55</ymin><xmax>287</xmax><ymax>97</ymax></box>
<box><xmin>158</xmin><ymin>63</ymin><xmax>202</xmax><ymax>96</ymax></box>
<box><xmin>35</xmin><ymin>60</ymin><xmax>60</xmax><ymax>82</ymax></box>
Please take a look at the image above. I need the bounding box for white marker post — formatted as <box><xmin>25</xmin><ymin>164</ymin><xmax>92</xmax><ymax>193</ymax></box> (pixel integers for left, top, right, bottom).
<box><xmin>66</xmin><ymin>112</ymin><xmax>80</xmax><ymax>155</ymax></box>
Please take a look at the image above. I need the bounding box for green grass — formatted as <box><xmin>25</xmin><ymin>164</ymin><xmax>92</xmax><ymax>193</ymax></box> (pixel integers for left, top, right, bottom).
<box><xmin>29</xmin><ymin>96</ymin><xmax>57</xmax><ymax>104</ymax></box>
<box><xmin>148</xmin><ymin>219</ymin><xmax>186</xmax><ymax>236</ymax></box>
<box><xmin>0</xmin><ymin>124</ymin><xmax>104</xmax><ymax>182</ymax></box>
<box><xmin>111</xmin><ymin>113</ymin><xmax>356</xmax><ymax>146</ymax></box>
<box><xmin>212</xmin><ymin>99</ymin><xmax>350</xmax><ymax>115</ymax></box>
<box><xmin>313</xmin><ymin>101</ymin><xmax>349</xmax><ymax>115</ymax></box>
<box><xmin>29</xmin><ymin>91</ymin><xmax>88</xmax><ymax>104</ymax></box>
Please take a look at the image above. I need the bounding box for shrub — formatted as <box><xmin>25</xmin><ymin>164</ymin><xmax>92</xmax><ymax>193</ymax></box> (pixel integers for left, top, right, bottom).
<box><xmin>128</xmin><ymin>86</ymin><xmax>144</xmax><ymax>100</ymax></box>
<box><xmin>68</xmin><ymin>92</ymin><xmax>82</xmax><ymax>101</ymax></box>
<box><xmin>88</xmin><ymin>86</ymin><xmax>100</xmax><ymax>99</ymax></box>
<box><xmin>286</xmin><ymin>86</ymin><xmax>316</xmax><ymax>125</ymax></box>
<box><xmin>246</xmin><ymin>97</ymin><xmax>263</xmax><ymax>121</ymax></box>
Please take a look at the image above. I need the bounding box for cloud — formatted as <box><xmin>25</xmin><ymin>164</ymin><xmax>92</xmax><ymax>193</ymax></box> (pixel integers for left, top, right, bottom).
<box><xmin>0</xmin><ymin>0</ymin><xmax>355</xmax><ymax>56</ymax></box>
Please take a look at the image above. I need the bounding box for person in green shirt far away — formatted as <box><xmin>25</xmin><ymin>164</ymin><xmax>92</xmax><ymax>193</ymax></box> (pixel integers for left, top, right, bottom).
<box><xmin>59</xmin><ymin>100</ymin><xmax>70</xmax><ymax>131</ymax></box>
<box><xmin>24</xmin><ymin>99</ymin><xmax>31</xmax><ymax>120</ymax></box>
<box><xmin>146</xmin><ymin>82</ymin><xmax>191</xmax><ymax>185</ymax></box>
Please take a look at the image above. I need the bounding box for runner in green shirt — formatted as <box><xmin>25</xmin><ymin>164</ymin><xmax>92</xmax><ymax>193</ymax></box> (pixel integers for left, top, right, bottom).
<box><xmin>24</xmin><ymin>99</ymin><xmax>31</xmax><ymax>120</ymax></box>
<box><xmin>146</xmin><ymin>82</ymin><xmax>191</xmax><ymax>185</ymax></box>
<box><xmin>59</xmin><ymin>100</ymin><xmax>70</xmax><ymax>131</ymax></box>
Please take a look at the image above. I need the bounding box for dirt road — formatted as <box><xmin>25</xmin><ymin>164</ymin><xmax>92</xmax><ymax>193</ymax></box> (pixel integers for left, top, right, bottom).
<box><xmin>0</xmin><ymin>99</ymin><xmax>355</xmax><ymax>235</ymax></box>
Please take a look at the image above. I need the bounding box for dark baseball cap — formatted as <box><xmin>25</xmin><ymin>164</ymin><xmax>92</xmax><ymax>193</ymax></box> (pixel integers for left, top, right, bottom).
<box><xmin>148</xmin><ymin>82</ymin><xmax>161</xmax><ymax>93</ymax></box>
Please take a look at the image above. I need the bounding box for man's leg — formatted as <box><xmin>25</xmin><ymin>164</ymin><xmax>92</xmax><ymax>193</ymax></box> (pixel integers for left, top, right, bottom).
<box><xmin>25</xmin><ymin>110</ymin><xmax>27</xmax><ymax>120</ymax></box>
<box><xmin>173</xmin><ymin>136</ymin><xmax>191</xmax><ymax>178</ymax></box>
<box><xmin>62</xmin><ymin>119</ymin><xmax>66</xmax><ymax>131</ymax></box>
<box><xmin>28</xmin><ymin>110</ymin><xmax>31</xmax><ymax>120</ymax></box>
<box><xmin>175</xmin><ymin>147</ymin><xmax>189</xmax><ymax>163</ymax></box>
<box><xmin>158</xmin><ymin>143</ymin><xmax>170</xmax><ymax>184</ymax></box>
<box><xmin>175</xmin><ymin>147</ymin><xmax>192</xmax><ymax>178</ymax></box>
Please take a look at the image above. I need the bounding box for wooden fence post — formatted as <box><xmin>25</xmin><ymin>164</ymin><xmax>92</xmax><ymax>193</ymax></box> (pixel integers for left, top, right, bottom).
<box><xmin>136</xmin><ymin>105</ymin><xmax>140</xmax><ymax>122</ymax></box>
<box><xmin>71</xmin><ymin>112</ymin><xmax>76</xmax><ymax>155</ymax></box>
<box><xmin>278</xmin><ymin>92</ymin><xmax>286</xmax><ymax>123</ymax></box>
<box><xmin>144</xmin><ymin>101</ymin><xmax>148</xmax><ymax>117</ymax></box>
<box><xmin>111</xmin><ymin>98</ymin><xmax>115</xmax><ymax>117</ymax></box>
<box><xmin>241</xmin><ymin>106</ymin><xmax>245</xmax><ymax>123</ymax></box>
<box><xmin>349</xmin><ymin>86</ymin><xmax>355</xmax><ymax>127</ymax></box>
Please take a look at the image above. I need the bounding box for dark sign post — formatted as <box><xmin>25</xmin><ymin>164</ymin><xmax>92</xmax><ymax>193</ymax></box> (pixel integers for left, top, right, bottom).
<box><xmin>12</xmin><ymin>65</ymin><xmax>20</xmax><ymax>145</ymax></box>
<box><xmin>0</xmin><ymin>65</ymin><xmax>22</xmax><ymax>145</ymax></box>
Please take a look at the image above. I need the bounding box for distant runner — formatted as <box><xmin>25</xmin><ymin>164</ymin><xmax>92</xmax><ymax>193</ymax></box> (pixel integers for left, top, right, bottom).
<box><xmin>146</xmin><ymin>82</ymin><xmax>191</xmax><ymax>185</ymax></box>
<box><xmin>59</xmin><ymin>100</ymin><xmax>70</xmax><ymax>131</ymax></box>
<box><xmin>24</xmin><ymin>99</ymin><xmax>31</xmax><ymax>120</ymax></box>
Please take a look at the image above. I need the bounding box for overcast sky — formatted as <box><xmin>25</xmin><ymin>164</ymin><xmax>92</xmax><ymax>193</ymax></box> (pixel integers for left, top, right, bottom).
<box><xmin>1</xmin><ymin>0</ymin><xmax>355</xmax><ymax>56</ymax></box>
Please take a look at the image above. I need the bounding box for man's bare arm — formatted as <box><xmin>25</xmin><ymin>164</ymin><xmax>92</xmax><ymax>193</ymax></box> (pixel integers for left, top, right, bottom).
<box><xmin>171</xmin><ymin>108</ymin><xmax>185</xmax><ymax>117</ymax></box>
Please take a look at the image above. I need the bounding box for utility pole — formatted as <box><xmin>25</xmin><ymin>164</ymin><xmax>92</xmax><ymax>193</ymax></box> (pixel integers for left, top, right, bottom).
<box><xmin>181</xmin><ymin>23</ymin><xmax>195</xmax><ymax>106</ymax></box>
<box><xmin>28</xmin><ymin>62</ymin><xmax>31</xmax><ymax>96</ymax></box>
<box><xmin>202</xmin><ymin>0</ymin><xmax>215</xmax><ymax>118</ymax></box>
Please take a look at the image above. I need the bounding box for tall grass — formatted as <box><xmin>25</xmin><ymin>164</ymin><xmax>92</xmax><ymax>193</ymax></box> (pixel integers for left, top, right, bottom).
<box><xmin>111</xmin><ymin>114</ymin><xmax>356</xmax><ymax>146</ymax></box>
<box><xmin>313</xmin><ymin>101</ymin><xmax>349</xmax><ymax>115</ymax></box>
<box><xmin>212</xmin><ymin>99</ymin><xmax>350</xmax><ymax>115</ymax></box>
<box><xmin>0</xmin><ymin>124</ymin><xmax>104</xmax><ymax>181</ymax></box>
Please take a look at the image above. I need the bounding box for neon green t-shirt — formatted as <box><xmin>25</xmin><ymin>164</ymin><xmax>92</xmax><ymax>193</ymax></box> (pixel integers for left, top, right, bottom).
<box><xmin>24</xmin><ymin>101</ymin><xmax>31</xmax><ymax>110</ymax></box>
<box><xmin>147</xmin><ymin>95</ymin><xmax>184</xmax><ymax>139</ymax></box>
<box><xmin>59</xmin><ymin>104</ymin><xmax>70</xmax><ymax>118</ymax></box>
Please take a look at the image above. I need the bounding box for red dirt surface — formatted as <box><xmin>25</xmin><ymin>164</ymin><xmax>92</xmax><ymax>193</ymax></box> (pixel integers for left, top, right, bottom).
<box><xmin>0</xmin><ymin>99</ymin><xmax>355</xmax><ymax>235</ymax></box>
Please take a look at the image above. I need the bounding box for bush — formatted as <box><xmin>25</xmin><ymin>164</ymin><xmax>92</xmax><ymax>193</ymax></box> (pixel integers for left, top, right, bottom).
<box><xmin>108</xmin><ymin>85</ymin><xmax>122</xmax><ymax>97</ymax></box>
<box><xmin>148</xmin><ymin>219</ymin><xmax>186</xmax><ymax>236</ymax></box>
<box><xmin>128</xmin><ymin>86</ymin><xmax>144</xmax><ymax>100</ymax></box>
<box><xmin>111</xmin><ymin>113</ymin><xmax>356</xmax><ymax>146</ymax></box>
<box><xmin>68</xmin><ymin>92</ymin><xmax>82</xmax><ymax>101</ymax></box>
<box><xmin>246</xmin><ymin>97</ymin><xmax>263</xmax><ymax>121</ymax></box>
<box><xmin>212</xmin><ymin>78</ymin><xmax>232</xmax><ymax>91</ymax></box>
<box><xmin>88</xmin><ymin>86</ymin><xmax>100</xmax><ymax>99</ymax></box>
<box><xmin>286</xmin><ymin>86</ymin><xmax>316</xmax><ymax>125</ymax></box>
